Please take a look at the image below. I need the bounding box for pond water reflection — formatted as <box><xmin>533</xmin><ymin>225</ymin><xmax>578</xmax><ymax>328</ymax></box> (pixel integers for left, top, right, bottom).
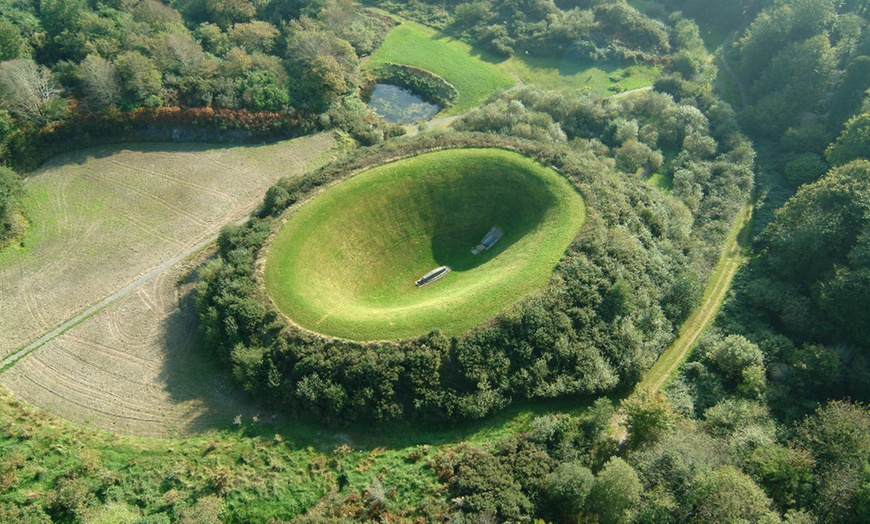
<box><xmin>367</xmin><ymin>83</ymin><xmax>439</xmax><ymax>123</ymax></box>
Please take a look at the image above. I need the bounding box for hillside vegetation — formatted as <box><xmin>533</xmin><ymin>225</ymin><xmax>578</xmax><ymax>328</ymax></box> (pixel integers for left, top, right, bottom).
<box><xmin>0</xmin><ymin>0</ymin><xmax>868</xmax><ymax>523</ymax></box>
<box><xmin>198</xmin><ymin>74</ymin><xmax>752</xmax><ymax>424</ymax></box>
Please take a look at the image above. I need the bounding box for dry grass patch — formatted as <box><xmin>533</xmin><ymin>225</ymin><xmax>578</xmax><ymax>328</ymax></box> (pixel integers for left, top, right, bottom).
<box><xmin>0</xmin><ymin>133</ymin><xmax>336</xmax><ymax>435</ymax></box>
<box><xmin>0</xmin><ymin>256</ymin><xmax>258</xmax><ymax>437</ymax></box>
<box><xmin>0</xmin><ymin>134</ymin><xmax>335</xmax><ymax>361</ymax></box>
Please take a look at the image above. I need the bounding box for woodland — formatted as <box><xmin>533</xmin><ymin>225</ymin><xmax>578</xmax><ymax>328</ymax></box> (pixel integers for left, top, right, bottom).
<box><xmin>0</xmin><ymin>0</ymin><xmax>869</xmax><ymax>522</ymax></box>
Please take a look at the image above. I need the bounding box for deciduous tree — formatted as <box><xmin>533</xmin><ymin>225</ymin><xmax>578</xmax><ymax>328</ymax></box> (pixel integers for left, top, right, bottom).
<box><xmin>588</xmin><ymin>457</ymin><xmax>642</xmax><ymax>524</ymax></box>
<box><xmin>0</xmin><ymin>59</ymin><xmax>66</xmax><ymax>124</ymax></box>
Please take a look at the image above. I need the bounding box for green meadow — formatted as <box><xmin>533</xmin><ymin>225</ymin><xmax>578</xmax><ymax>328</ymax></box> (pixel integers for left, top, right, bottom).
<box><xmin>365</xmin><ymin>22</ymin><xmax>515</xmax><ymax>114</ymax></box>
<box><xmin>365</xmin><ymin>21</ymin><xmax>661</xmax><ymax>115</ymax></box>
<box><xmin>264</xmin><ymin>148</ymin><xmax>585</xmax><ymax>341</ymax></box>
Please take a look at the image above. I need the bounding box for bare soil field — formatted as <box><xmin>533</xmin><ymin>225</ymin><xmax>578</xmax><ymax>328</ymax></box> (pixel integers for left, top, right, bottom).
<box><xmin>0</xmin><ymin>133</ymin><xmax>336</xmax><ymax>436</ymax></box>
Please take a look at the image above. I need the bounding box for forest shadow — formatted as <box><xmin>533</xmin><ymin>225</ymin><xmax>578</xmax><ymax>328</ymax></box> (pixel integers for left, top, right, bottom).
<box><xmin>431</xmin><ymin>189</ymin><xmax>553</xmax><ymax>272</ymax></box>
<box><xmin>158</xmin><ymin>262</ymin><xmax>264</xmax><ymax>434</ymax></box>
<box><xmin>430</xmin><ymin>29</ymin><xmax>508</xmax><ymax>66</ymax></box>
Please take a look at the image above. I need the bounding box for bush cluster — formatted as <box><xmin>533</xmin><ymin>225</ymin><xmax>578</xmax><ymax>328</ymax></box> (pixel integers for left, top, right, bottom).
<box><xmin>4</xmin><ymin>106</ymin><xmax>319</xmax><ymax>172</ymax></box>
<box><xmin>196</xmin><ymin>102</ymin><xmax>751</xmax><ymax>424</ymax></box>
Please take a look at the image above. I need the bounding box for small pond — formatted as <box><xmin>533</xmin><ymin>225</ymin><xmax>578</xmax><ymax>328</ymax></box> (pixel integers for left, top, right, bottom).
<box><xmin>366</xmin><ymin>83</ymin><xmax>439</xmax><ymax>124</ymax></box>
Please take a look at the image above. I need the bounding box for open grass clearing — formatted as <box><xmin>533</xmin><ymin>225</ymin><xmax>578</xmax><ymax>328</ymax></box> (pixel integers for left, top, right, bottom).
<box><xmin>499</xmin><ymin>54</ymin><xmax>661</xmax><ymax>96</ymax></box>
<box><xmin>0</xmin><ymin>133</ymin><xmax>337</xmax><ymax>436</ymax></box>
<box><xmin>365</xmin><ymin>21</ymin><xmax>515</xmax><ymax>115</ymax></box>
<box><xmin>645</xmin><ymin>172</ymin><xmax>673</xmax><ymax>190</ymax></box>
<box><xmin>265</xmin><ymin>148</ymin><xmax>585</xmax><ymax>341</ymax></box>
<box><xmin>366</xmin><ymin>20</ymin><xmax>661</xmax><ymax>116</ymax></box>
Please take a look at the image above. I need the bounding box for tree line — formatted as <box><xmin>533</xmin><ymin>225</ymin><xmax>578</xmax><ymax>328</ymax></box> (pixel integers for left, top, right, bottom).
<box><xmin>432</xmin><ymin>0</ymin><xmax>870</xmax><ymax>521</ymax></box>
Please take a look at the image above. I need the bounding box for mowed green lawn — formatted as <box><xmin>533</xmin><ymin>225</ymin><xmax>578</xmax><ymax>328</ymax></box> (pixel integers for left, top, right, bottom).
<box><xmin>365</xmin><ymin>21</ymin><xmax>515</xmax><ymax>114</ymax></box>
<box><xmin>365</xmin><ymin>21</ymin><xmax>661</xmax><ymax>115</ymax></box>
<box><xmin>265</xmin><ymin>148</ymin><xmax>585</xmax><ymax>341</ymax></box>
<box><xmin>500</xmin><ymin>54</ymin><xmax>661</xmax><ymax>96</ymax></box>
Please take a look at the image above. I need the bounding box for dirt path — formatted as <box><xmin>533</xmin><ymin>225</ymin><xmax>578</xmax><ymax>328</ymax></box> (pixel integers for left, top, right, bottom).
<box><xmin>635</xmin><ymin>203</ymin><xmax>752</xmax><ymax>394</ymax></box>
<box><xmin>610</xmin><ymin>203</ymin><xmax>752</xmax><ymax>443</ymax></box>
<box><xmin>0</xmin><ymin>135</ymin><xmax>338</xmax><ymax>436</ymax></box>
<box><xmin>630</xmin><ymin>28</ymin><xmax>753</xmax><ymax>395</ymax></box>
<box><xmin>0</xmin><ymin>227</ymin><xmax>224</xmax><ymax>372</ymax></box>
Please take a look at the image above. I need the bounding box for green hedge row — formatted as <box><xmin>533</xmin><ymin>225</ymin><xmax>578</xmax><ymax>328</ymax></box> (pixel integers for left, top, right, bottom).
<box><xmin>5</xmin><ymin>106</ymin><xmax>319</xmax><ymax>172</ymax></box>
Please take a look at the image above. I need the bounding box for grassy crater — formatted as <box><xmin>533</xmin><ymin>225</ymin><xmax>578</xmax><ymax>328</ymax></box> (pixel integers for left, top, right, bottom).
<box><xmin>264</xmin><ymin>148</ymin><xmax>585</xmax><ymax>340</ymax></box>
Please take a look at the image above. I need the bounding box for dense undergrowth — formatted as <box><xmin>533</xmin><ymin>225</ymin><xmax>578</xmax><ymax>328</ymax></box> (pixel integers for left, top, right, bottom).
<box><xmin>196</xmin><ymin>78</ymin><xmax>752</xmax><ymax>426</ymax></box>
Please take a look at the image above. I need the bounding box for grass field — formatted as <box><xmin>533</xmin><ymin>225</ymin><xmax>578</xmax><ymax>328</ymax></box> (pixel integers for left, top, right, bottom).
<box><xmin>500</xmin><ymin>54</ymin><xmax>661</xmax><ymax>96</ymax></box>
<box><xmin>265</xmin><ymin>148</ymin><xmax>585</xmax><ymax>341</ymax></box>
<box><xmin>365</xmin><ymin>21</ymin><xmax>661</xmax><ymax>115</ymax></box>
<box><xmin>365</xmin><ymin>22</ymin><xmax>515</xmax><ymax>114</ymax></box>
<box><xmin>0</xmin><ymin>134</ymin><xmax>337</xmax><ymax>436</ymax></box>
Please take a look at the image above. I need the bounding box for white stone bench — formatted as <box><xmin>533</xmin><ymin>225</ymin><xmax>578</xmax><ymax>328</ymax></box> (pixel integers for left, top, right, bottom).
<box><xmin>416</xmin><ymin>265</ymin><xmax>450</xmax><ymax>287</ymax></box>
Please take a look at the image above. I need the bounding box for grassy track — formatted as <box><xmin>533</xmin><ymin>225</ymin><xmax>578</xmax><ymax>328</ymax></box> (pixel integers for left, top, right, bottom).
<box><xmin>365</xmin><ymin>22</ymin><xmax>515</xmax><ymax>114</ymax></box>
<box><xmin>265</xmin><ymin>148</ymin><xmax>585</xmax><ymax>340</ymax></box>
<box><xmin>635</xmin><ymin>203</ymin><xmax>753</xmax><ymax>393</ymax></box>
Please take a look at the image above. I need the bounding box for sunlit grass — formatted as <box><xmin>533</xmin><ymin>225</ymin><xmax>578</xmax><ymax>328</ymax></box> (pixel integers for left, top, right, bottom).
<box><xmin>365</xmin><ymin>21</ymin><xmax>515</xmax><ymax>114</ymax></box>
<box><xmin>265</xmin><ymin>148</ymin><xmax>585</xmax><ymax>340</ymax></box>
<box><xmin>366</xmin><ymin>20</ymin><xmax>662</xmax><ymax>114</ymax></box>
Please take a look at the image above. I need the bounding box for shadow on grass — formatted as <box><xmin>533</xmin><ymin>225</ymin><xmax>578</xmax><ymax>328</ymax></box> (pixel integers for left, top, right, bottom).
<box><xmin>430</xmin><ymin>173</ymin><xmax>555</xmax><ymax>272</ymax></box>
<box><xmin>428</xmin><ymin>26</ymin><xmax>509</xmax><ymax>67</ymax></box>
<box><xmin>158</xmin><ymin>261</ymin><xmax>266</xmax><ymax>435</ymax></box>
<box><xmin>36</xmin><ymin>140</ymin><xmax>282</xmax><ymax>170</ymax></box>
<box><xmin>431</xmin><ymin>218</ymin><xmax>539</xmax><ymax>272</ymax></box>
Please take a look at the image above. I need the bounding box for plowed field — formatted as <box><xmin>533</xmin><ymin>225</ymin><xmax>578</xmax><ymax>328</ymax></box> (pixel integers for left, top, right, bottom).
<box><xmin>0</xmin><ymin>133</ymin><xmax>336</xmax><ymax>436</ymax></box>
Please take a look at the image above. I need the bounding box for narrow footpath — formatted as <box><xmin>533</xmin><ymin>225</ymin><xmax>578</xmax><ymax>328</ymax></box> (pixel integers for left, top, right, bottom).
<box><xmin>631</xmin><ymin>27</ymin><xmax>754</xmax><ymax>395</ymax></box>
<box><xmin>634</xmin><ymin>204</ymin><xmax>752</xmax><ymax>394</ymax></box>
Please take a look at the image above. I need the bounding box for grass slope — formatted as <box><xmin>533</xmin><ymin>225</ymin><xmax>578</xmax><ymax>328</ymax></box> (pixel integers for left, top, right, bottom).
<box><xmin>265</xmin><ymin>148</ymin><xmax>585</xmax><ymax>341</ymax></box>
<box><xmin>366</xmin><ymin>21</ymin><xmax>661</xmax><ymax>114</ymax></box>
<box><xmin>365</xmin><ymin>22</ymin><xmax>516</xmax><ymax>114</ymax></box>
